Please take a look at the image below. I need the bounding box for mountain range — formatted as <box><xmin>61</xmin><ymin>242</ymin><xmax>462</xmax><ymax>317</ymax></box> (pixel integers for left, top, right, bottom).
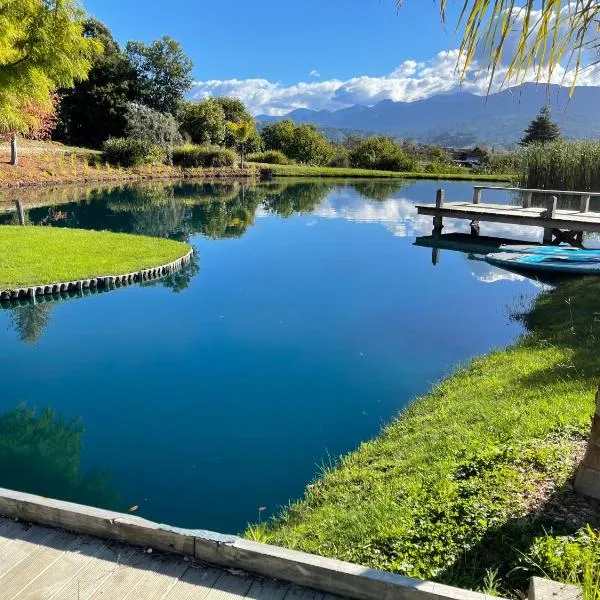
<box><xmin>256</xmin><ymin>83</ymin><xmax>600</xmax><ymax>147</ymax></box>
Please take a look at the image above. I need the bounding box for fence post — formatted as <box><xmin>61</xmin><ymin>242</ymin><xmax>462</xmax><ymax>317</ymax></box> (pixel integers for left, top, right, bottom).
<box><xmin>15</xmin><ymin>200</ymin><xmax>25</xmax><ymax>225</ymax></box>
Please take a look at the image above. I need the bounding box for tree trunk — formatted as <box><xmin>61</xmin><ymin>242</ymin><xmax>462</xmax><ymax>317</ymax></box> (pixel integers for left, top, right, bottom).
<box><xmin>240</xmin><ymin>146</ymin><xmax>244</xmax><ymax>171</ymax></box>
<box><xmin>10</xmin><ymin>134</ymin><xmax>18</xmax><ymax>166</ymax></box>
<box><xmin>574</xmin><ymin>385</ymin><xmax>600</xmax><ymax>499</ymax></box>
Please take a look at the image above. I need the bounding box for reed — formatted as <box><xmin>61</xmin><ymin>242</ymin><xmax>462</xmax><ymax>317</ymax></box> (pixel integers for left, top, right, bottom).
<box><xmin>519</xmin><ymin>140</ymin><xmax>600</xmax><ymax>191</ymax></box>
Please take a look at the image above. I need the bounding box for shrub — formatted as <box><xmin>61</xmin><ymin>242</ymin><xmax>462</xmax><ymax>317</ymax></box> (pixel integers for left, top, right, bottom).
<box><xmin>102</xmin><ymin>138</ymin><xmax>166</xmax><ymax>167</ymax></box>
<box><xmin>328</xmin><ymin>145</ymin><xmax>350</xmax><ymax>168</ymax></box>
<box><xmin>422</xmin><ymin>161</ymin><xmax>468</xmax><ymax>174</ymax></box>
<box><xmin>261</xmin><ymin>120</ymin><xmax>334</xmax><ymax>165</ymax></box>
<box><xmin>247</xmin><ymin>150</ymin><xmax>291</xmax><ymax>165</ymax></box>
<box><xmin>349</xmin><ymin>137</ymin><xmax>416</xmax><ymax>172</ymax></box>
<box><xmin>172</xmin><ymin>145</ymin><xmax>237</xmax><ymax>168</ymax></box>
<box><xmin>125</xmin><ymin>104</ymin><xmax>182</xmax><ymax>150</ymax></box>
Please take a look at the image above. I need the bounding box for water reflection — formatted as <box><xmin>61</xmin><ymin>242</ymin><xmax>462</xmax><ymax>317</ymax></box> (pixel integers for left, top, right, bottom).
<box><xmin>0</xmin><ymin>178</ymin><xmax>545</xmax><ymax>531</ymax></box>
<box><xmin>0</xmin><ymin>403</ymin><xmax>117</xmax><ymax>509</ymax></box>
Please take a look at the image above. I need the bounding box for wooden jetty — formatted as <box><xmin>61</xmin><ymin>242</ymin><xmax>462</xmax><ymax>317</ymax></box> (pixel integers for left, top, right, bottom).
<box><xmin>416</xmin><ymin>186</ymin><xmax>600</xmax><ymax>246</ymax></box>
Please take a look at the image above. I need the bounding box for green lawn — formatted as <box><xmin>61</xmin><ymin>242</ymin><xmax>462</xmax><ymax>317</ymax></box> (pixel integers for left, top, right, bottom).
<box><xmin>250</xmin><ymin>162</ymin><xmax>513</xmax><ymax>181</ymax></box>
<box><xmin>253</xmin><ymin>277</ymin><xmax>600</xmax><ymax>598</ymax></box>
<box><xmin>0</xmin><ymin>226</ymin><xmax>190</xmax><ymax>289</ymax></box>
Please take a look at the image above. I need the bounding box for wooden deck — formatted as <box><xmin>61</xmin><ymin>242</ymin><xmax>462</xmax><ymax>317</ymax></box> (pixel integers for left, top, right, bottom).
<box><xmin>416</xmin><ymin>201</ymin><xmax>600</xmax><ymax>233</ymax></box>
<box><xmin>0</xmin><ymin>517</ymin><xmax>342</xmax><ymax>600</ymax></box>
<box><xmin>416</xmin><ymin>186</ymin><xmax>600</xmax><ymax>246</ymax></box>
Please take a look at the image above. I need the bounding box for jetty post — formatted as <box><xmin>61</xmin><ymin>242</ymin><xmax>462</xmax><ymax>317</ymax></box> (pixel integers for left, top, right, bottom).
<box><xmin>15</xmin><ymin>200</ymin><xmax>25</xmax><ymax>225</ymax></box>
<box><xmin>432</xmin><ymin>189</ymin><xmax>444</xmax><ymax>237</ymax></box>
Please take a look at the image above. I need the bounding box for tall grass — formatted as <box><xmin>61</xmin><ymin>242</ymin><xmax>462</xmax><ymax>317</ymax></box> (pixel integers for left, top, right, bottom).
<box><xmin>519</xmin><ymin>140</ymin><xmax>600</xmax><ymax>191</ymax></box>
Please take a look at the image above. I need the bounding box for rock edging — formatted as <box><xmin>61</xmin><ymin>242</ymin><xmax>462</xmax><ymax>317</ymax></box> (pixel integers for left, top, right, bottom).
<box><xmin>0</xmin><ymin>248</ymin><xmax>194</xmax><ymax>301</ymax></box>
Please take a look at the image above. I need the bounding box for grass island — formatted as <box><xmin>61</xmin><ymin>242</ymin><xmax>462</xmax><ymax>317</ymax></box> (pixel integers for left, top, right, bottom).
<box><xmin>0</xmin><ymin>226</ymin><xmax>191</xmax><ymax>291</ymax></box>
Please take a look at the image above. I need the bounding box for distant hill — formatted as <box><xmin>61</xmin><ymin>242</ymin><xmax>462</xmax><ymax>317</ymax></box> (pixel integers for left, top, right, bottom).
<box><xmin>256</xmin><ymin>83</ymin><xmax>600</xmax><ymax>147</ymax></box>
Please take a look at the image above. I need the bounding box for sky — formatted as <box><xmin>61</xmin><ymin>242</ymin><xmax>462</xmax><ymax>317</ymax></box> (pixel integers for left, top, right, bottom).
<box><xmin>83</xmin><ymin>0</ymin><xmax>600</xmax><ymax>115</ymax></box>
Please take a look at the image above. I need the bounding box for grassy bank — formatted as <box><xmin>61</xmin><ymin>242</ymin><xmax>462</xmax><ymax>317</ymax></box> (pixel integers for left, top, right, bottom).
<box><xmin>0</xmin><ymin>140</ymin><xmax>256</xmax><ymax>188</ymax></box>
<box><xmin>252</xmin><ymin>277</ymin><xmax>600</xmax><ymax>598</ymax></box>
<box><xmin>250</xmin><ymin>162</ymin><xmax>512</xmax><ymax>181</ymax></box>
<box><xmin>0</xmin><ymin>226</ymin><xmax>190</xmax><ymax>289</ymax></box>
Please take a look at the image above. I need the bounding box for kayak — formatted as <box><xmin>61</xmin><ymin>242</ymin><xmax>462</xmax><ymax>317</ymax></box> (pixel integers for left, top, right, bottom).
<box><xmin>486</xmin><ymin>251</ymin><xmax>600</xmax><ymax>275</ymax></box>
<box><xmin>498</xmin><ymin>245</ymin><xmax>600</xmax><ymax>261</ymax></box>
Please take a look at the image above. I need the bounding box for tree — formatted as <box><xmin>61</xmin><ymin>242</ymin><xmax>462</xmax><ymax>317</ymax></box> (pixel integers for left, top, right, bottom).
<box><xmin>124</xmin><ymin>103</ymin><xmax>182</xmax><ymax>163</ymax></box>
<box><xmin>55</xmin><ymin>19</ymin><xmax>139</xmax><ymax>148</ymax></box>
<box><xmin>126</xmin><ymin>36</ymin><xmax>193</xmax><ymax>114</ymax></box>
<box><xmin>215</xmin><ymin>97</ymin><xmax>262</xmax><ymax>152</ymax></box>
<box><xmin>226</xmin><ymin>120</ymin><xmax>257</xmax><ymax>169</ymax></box>
<box><xmin>180</xmin><ymin>99</ymin><xmax>227</xmax><ymax>145</ymax></box>
<box><xmin>0</xmin><ymin>0</ymin><xmax>101</xmax><ymax>164</ymax></box>
<box><xmin>349</xmin><ymin>137</ymin><xmax>416</xmax><ymax>171</ymax></box>
<box><xmin>262</xmin><ymin>120</ymin><xmax>333</xmax><ymax>165</ymax></box>
<box><xmin>520</xmin><ymin>107</ymin><xmax>561</xmax><ymax>146</ymax></box>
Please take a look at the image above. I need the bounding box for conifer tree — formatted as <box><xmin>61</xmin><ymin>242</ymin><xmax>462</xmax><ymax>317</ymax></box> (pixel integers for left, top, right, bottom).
<box><xmin>520</xmin><ymin>107</ymin><xmax>561</xmax><ymax>146</ymax></box>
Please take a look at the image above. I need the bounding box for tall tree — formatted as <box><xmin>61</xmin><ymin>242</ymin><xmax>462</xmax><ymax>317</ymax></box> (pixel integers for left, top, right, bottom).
<box><xmin>226</xmin><ymin>120</ymin><xmax>257</xmax><ymax>169</ymax></box>
<box><xmin>55</xmin><ymin>19</ymin><xmax>138</xmax><ymax>148</ymax></box>
<box><xmin>214</xmin><ymin>97</ymin><xmax>261</xmax><ymax>152</ymax></box>
<box><xmin>0</xmin><ymin>0</ymin><xmax>101</xmax><ymax>164</ymax></box>
<box><xmin>180</xmin><ymin>99</ymin><xmax>226</xmax><ymax>145</ymax></box>
<box><xmin>520</xmin><ymin>107</ymin><xmax>561</xmax><ymax>146</ymax></box>
<box><xmin>126</xmin><ymin>36</ymin><xmax>193</xmax><ymax>114</ymax></box>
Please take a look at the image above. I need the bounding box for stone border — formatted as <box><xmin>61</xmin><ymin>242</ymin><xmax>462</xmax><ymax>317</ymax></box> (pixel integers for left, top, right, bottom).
<box><xmin>0</xmin><ymin>487</ymin><xmax>503</xmax><ymax>600</ymax></box>
<box><xmin>0</xmin><ymin>248</ymin><xmax>194</xmax><ymax>301</ymax></box>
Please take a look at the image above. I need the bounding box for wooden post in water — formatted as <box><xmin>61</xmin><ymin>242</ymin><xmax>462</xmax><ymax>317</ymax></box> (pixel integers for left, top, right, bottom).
<box><xmin>542</xmin><ymin>196</ymin><xmax>557</xmax><ymax>244</ymax></box>
<box><xmin>472</xmin><ymin>187</ymin><xmax>482</xmax><ymax>204</ymax></box>
<box><xmin>522</xmin><ymin>191</ymin><xmax>532</xmax><ymax>208</ymax></box>
<box><xmin>433</xmin><ymin>189</ymin><xmax>444</xmax><ymax>237</ymax></box>
<box><xmin>15</xmin><ymin>200</ymin><xmax>25</xmax><ymax>225</ymax></box>
<box><xmin>580</xmin><ymin>194</ymin><xmax>591</xmax><ymax>213</ymax></box>
<box><xmin>574</xmin><ymin>385</ymin><xmax>600</xmax><ymax>499</ymax></box>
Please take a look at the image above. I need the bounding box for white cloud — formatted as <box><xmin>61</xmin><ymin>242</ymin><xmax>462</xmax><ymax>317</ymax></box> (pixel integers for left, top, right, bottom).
<box><xmin>190</xmin><ymin>8</ymin><xmax>600</xmax><ymax>117</ymax></box>
<box><xmin>309</xmin><ymin>70</ymin><xmax>320</xmax><ymax>78</ymax></box>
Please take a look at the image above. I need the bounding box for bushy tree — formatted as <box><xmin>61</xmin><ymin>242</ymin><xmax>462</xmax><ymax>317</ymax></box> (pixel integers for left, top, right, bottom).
<box><xmin>262</xmin><ymin>120</ymin><xmax>333</xmax><ymax>165</ymax></box>
<box><xmin>349</xmin><ymin>136</ymin><xmax>416</xmax><ymax>171</ymax></box>
<box><xmin>126</xmin><ymin>36</ymin><xmax>193</xmax><ymax>114</ymax></box>
<box><xmin>215</xmin><ymin>97</ymin><xmax>262</xmax><ymax>152</ymax></box>
<box><xmin>180</xmin><ymin>99</ymin><xmax>226</xmax><ymax>145</ymax></box>
<box><xmin>226</xmin><ymin>120</ymin><xmax>257</xmax><ymax>168</ymax></box>
<box><xmin>520</xmin><ymin>107</ymin><xmax>561</xmax><ymax>146</ymax></box>
<box><xmin>0</xmin><ymin>0</ymin><xmax>102</xmax><ymax>163</ymax></box>
<box><xmin>56</xmin><ymin>19</ymin><xmax>138</xmax><ymax>148</ymax></box>
<box><xmin>124</xmin><ymin>104</ymin><xmax>182</xmax><ymax>163</ymax></box>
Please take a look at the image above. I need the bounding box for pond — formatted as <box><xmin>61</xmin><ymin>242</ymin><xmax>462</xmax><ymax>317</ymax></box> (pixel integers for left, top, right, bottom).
<box><xmin>0</xmin><ymin>178</ymin><xmax>545</xmax><ymax>534</ymax></box>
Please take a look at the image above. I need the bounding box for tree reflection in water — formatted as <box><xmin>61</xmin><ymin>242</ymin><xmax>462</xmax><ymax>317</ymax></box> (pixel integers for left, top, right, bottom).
<box><xmin>0</xmin><ymin>403</ymin><xmax>118</xmax><ymax>509</ymax></box>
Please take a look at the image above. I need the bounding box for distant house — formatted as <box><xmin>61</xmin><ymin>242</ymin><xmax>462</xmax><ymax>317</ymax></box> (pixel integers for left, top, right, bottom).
<box><xmin>444</xmin><ymin>147</ymin><xmax>489</xmax><ymax>168</ymax></box>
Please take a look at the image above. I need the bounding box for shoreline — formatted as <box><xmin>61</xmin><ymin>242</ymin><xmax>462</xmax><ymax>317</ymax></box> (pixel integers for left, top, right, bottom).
<box><xmin>254</xmin><ymin>276</ymin><xmax>599</xmax><ymax>598</ymax></box>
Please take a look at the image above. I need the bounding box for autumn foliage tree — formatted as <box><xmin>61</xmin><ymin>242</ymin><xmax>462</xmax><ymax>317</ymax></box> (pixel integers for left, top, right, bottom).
<box><xmin>0</xmin><ymin>0</ymin><xmax>101</xmax><ymax>164</ymax></box>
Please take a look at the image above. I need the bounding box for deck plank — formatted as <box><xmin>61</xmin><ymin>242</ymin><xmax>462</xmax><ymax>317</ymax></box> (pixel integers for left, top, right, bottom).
<box><xmin>120</xmin><ymin>554</ymin><xmax>190</xmax><ymax>600</ymax></box>
<box><xmin>0</xmin><ymin>523</ymin><xmax>57</xmax><ymax>579</ymax></box>
<box><xmin>0</xmin><ymin>531</ymin><xmax>81</xmax><ymax>599</ymax></box>
<box><xmin>87</xmin><ymin>549</ymin><xmax>156</xmax><ymax>599</ymax></box>
<box><xmin>283</xmin><ymin>585</ymin><xmax>324</xmax><ymax>600</ymax></box>
<box><xmin>161</xmin><ymin>566</ymin><xmax>223</xmax><ymax>600</ymax></box>
<box><xmin>245</xmin><ymin>579</ymin><xmax>290</xmax><ymax>600</ymax></box>
<box><xmin>202</xmin><ymin>572</ymin><xmax>254</xmax><ymax>599</ymax></box>
<box><xmin>11</xmin><ymin>537</ymin><xmax>107</xmax><ymax>600</ymax></box>
<box><xmin>49</xmin><ymin>543</ymin><xmax>138</xmax><ymax>600</ymax></box>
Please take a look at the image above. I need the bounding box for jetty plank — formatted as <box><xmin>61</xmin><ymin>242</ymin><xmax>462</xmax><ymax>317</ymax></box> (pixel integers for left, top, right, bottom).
<box><xmin>161</xmin><ymin>566</ymin><xmax>223</xmax><ymax>600</ymax></box>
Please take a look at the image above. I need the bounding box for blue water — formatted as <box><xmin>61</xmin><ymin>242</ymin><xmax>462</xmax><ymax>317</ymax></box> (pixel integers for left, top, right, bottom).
<box><xmin>0</xmin><ymin>179</ymin><xmax>542</xmax><ymax>533</ymax></box>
